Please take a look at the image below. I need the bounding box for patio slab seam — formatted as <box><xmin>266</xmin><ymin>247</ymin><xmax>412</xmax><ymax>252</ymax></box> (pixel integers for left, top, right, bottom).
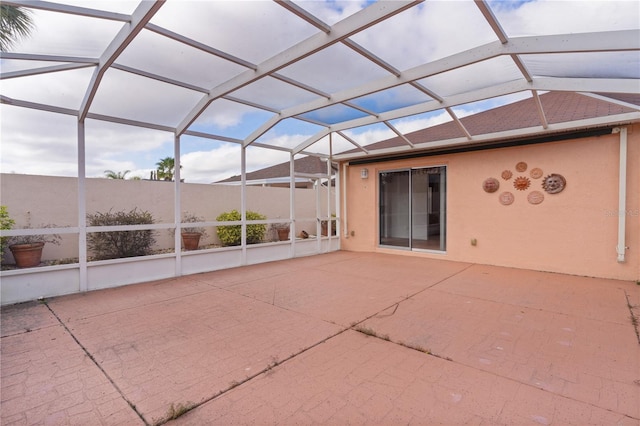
<box><xmin>215</xmin><ymin>262</ymin><xmax>477</xmax><ymax>326</ymax></box>
<box><xmin>426</xmin><ymin>284</ymin><xmax>639</xmax><ymax>330</ymax></box>
<box><xmin>55</xmin><ymin>286</ymin><xmax>226</xmax><ymax>323</ymax></box>
<box><xmin>427</xmin><ymin>270</ymin><xmax>640</xmax><ymax>330</ymax></box>
<box><xmin>1</xmin><ymin>323</ymin><xmax>58</xmax><ymax>339</ymax></box>
<box><xmin>42</xmin><ymin>300</ymin><xmax>148</xmax><ymax>425</ymax></box>
<box><xmin>42</xmin><ymin>283</ymin><xmax>348</xmax><ymax>425</ymax></box>
<box><xmin>135</xmin><ymin>263</ymin><xmax>478</xmax><ymax>424</ymax></box>
<box><xmin>150</xmin><ymin>327</ymin><xmax>350</xmax><ymax>426</ymax></box>
<box><xmin>345</xmin><ymin>328</ymin><xmax>640</xmax><ymax>423</ymax></box>
<box><xmin>150</xmin><ymin>263</ymin><xmax>509</xmax><ymax>423</ymax></box>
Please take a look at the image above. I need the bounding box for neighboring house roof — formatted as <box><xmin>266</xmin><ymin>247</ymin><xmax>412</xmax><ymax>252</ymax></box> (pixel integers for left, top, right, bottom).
<box><xmin>337</xmin><ymin>92</ymin><xmax>640</xmax><ymax>159</ymax></box>
<box><xmin>217</xmin><ymin>155</ymin><xmax>334</xmax><ymax>184</ymax></box>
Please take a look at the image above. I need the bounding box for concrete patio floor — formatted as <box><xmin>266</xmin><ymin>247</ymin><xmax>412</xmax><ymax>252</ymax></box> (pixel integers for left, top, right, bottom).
<box><xmin>1</xmin><ymin>251</ymin><xmax>639</xmax><ymax>425</ymax></box>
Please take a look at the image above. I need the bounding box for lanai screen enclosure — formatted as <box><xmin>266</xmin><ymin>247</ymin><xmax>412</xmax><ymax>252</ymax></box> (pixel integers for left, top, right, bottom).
<box><xmin>1</xmin><ymin>0</ymin><xmax>639</xmax><ymax>303</ymax></box>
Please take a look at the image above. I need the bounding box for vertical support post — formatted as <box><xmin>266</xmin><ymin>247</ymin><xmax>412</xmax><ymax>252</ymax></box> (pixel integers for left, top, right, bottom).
<box><xmin>334</xmin><ymin>160</ymin><xmax>341</xmax><ymax>249</ymax></box>
<box><xmin>241</xmin><ymin>146</ymin><xmax>247</xmax><ymax>264</ymax></box>
<box><xmin>326</xmin><ymin>157</ymin><xmax>332</xmax><ymax>251</ymax></box>
<box><xmin>290</xmin><ymin>152</ymin><xmax>296</xmax><ymax>257</ymax></box>
<box><xmin>316</xmin><ymin>172</ymin><xmax>322</xmax><ymax>253</ymax></box>
<box><xmin>174</xmin><ymin>133</ymin><xmax>182</xmax><ymax>275</ymax></box>
<box><xmin>615</xmin><ymin>127</ymin><xmax>628</xmax><ymax>263</ymax></box>
<box><xmin>77</xmin><ymin>120</ymin><xmax>88</xmax><ymax>292</ymax></box>
<box><xmin>342</xmin><ymin>163</ymin><xmax>348</xmax><ymax>239</ymax></box>
<box><xmin>440</xmin><ymin>166</ymin><xmax>446</xmax><ymax>252</ymax></box>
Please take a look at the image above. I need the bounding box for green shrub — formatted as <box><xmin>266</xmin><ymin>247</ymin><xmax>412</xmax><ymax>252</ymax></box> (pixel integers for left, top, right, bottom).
<box><xmin>216</xmin><ymin>209</ymin><xmax>266</xmax><ymax>246</ymax></box>
<box><xmin>87</xmin><ymin>208</ymin><xmax>156</xmax><ymax>260</ymax></box>
<box><xmin>0</xmin><ymin>206</ymin><xmax>15</xmax><ymax>256</ymax></box>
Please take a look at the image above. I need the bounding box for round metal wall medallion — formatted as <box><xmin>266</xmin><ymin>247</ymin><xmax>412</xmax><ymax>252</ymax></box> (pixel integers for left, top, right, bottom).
<box><xmin>501</xmin><ymin>170</ymin><xmax>513</xmax><ymax>180</ymax></box>
<box><xmin>528</xmin><ymin>191</ymin><xmax>544</xmax><ymax>205</ymax></box>
<box><xmin>499</xmin><ymin>192</ymin><xmax>515</xmax><ymax>205</ymax></box>
<box><xmin>483</xmin><ymin>177</ymin><xmax>500</xmax><ymax>193</ymax></box>
<box><xmin>530</xmin><ymin>168</ymin><xmax>543</xmax><ymax>179</ymax></box>
<box><xmin>515</xmin><ymin>162</ymin><xmax>527</xmax><ymax>172</ymax></box>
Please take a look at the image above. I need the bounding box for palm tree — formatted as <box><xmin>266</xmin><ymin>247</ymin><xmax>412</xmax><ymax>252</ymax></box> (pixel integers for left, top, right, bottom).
<box><xmin>104</xmin><ymin>170</ymin><xmax>131</xmax><ymax>179</ymax></box>
<box><xmin>156</xmin><ymin>157</ymin><xmax>175</xmax><ymax>181</ymax></box>
<box><xmin>1</xmin><ymin>5</ymin><xmax>34</xmax><ymax>51</ymax></box>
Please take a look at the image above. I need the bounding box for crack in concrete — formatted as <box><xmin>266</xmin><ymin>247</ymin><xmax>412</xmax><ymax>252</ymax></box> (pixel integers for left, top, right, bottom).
<box><xmin>147</xmin><ymin>264</ymin><xmax>479</xmax><ymax>422</ymax></box>
<box><xmin>624</xmin><ymin>290</ymin><xmax>640</xmax><ymax>345</ymax></box>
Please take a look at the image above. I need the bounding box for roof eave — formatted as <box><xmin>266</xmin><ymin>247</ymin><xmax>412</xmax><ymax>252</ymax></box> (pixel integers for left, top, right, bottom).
<box><xmin>333</xmin><ymin>112</ymin><xmax>640</xmax><ymax>163</ymax></box>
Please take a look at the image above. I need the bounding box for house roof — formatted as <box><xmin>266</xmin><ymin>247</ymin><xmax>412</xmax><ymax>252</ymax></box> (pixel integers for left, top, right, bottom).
<box><xmin>335</xmin><ymin>91</ymin><xmax>640</xmax><ymax>161</ymax></box>
<box><xmin>217</xmin><ymin>155</ymin><xmax>333</xmax><ymax>184</ymax></box>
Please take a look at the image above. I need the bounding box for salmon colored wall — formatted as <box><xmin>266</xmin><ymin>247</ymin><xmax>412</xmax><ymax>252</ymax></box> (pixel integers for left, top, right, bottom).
<box><xmin>341</xmin><ymin>124</ymin><xmax>639</xmax><ymax>281</ymax></box>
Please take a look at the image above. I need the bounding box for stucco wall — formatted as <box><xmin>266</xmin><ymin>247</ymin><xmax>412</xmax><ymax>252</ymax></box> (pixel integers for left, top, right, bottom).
<box><xmin>341</xmin><ymin>125</ymin><xmax>639</xmax><ymax>281</ymax></box>
<box><xmin>1</xmin><ymin>175</ymin><xmax>332</xmax><ymax>262</ymax></box>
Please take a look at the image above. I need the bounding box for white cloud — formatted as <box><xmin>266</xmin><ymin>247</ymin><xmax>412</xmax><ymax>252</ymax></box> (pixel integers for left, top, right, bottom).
<box><xmin>494</xmin><ymin>0</ymin><xmax>640</xmax><ymax>36</ymax></box>
<box><xmin>12</xmin><ymin>8</ymin><xmax>124</xmax><ymax>57</ymax></box>
<box><xmin>194</xmin><ymin>99</ymin><xmax>269</xmax><ymax>131</ymax></box>
<box><xmin>1</xmin><ymin>106</ymin><xmax>77</xmax><ymax>176</ymax></box>
<box><xmin>290</xmin><ymin>1</ymin><xmax>368</xmax><ymax>26</ymax></box>
<box><xmin>351</xmin><ymin>1</ymin><xmax>498</xmax><ymax>70</ymax></box>
<box><xmin>394</xmin><ymin>112</ymin><xmax>453</xmax><ymax>134</ymax></box>
<box><xmin>90</xmin><ymin>69</ymin><xmax>204</xmax><ymax>127</ymax></box>
<box><xmin>0</xmin><ymin>105</ymin><xmax>173</xmax><ymax>178</ymax></box>
<box><xmin>180</xmin><ymin>144</ymin><xmax>241</xmax><ymax>183</ymax></box>
<box><xmin>179</xmin><ymin>137</ymin><xmax>293</xmax><ymax>184</ymax></box>
<box><xmin>1</xmin><ymin>67</ymin><xmax>94</xmax><ymax>110</ymax></box>
<box><xmin>150</xmin><ymin>1</ymin><xmax>319</xmax><ymax>64</ymax></box>
<box><xmin>341</xmin><ymin>111</ymin><xmax>453</xmax><ymax>147</ymax></box>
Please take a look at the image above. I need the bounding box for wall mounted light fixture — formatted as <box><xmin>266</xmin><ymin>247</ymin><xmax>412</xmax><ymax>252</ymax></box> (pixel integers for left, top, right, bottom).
<box><xmin>361</xmin><ymin>168</ymin><xmax>368</xmax><ymax>179</ymax></box>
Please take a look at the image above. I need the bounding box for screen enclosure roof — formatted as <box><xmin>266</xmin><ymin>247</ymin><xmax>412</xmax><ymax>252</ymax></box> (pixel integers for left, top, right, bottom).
<box><xmin>1</xmin><ymin>0</ymin><xmax>639</xmax><ymax>163</ymax></box>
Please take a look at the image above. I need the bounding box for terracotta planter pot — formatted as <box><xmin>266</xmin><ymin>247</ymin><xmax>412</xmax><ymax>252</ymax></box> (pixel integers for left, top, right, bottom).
<box><xmin>181</xmin><ymin>232</ymin><xmax>201</xmax><ymax>251</ymax></box>
<box><xmin>277</xmin><ymin>228</ymin><xmax>290</xmax><ymax>241</ymax></box>
<box><xmin>9</xmin><ymin>242</ymin><xmax>45</xmax><ymax>268</ymax></box>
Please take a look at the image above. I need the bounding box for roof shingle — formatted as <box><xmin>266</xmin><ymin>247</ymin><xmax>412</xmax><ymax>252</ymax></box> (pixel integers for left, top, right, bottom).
<box><xmin>348</xmin><ymin>92</ymin><xmax>639</xmax><ymax>153</ymax></box>
<box><xmin>218</xmin><ymin>155</ymin><xmax>332</xmax><ymax>183</ymax></box>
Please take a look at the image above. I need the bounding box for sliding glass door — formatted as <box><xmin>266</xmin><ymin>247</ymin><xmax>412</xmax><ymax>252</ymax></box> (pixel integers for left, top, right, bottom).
<box><xmin>379</xmin><ymin>170</ymin><xmax>410</xmax><ymax>248</ymax></box>
<box><xmin>379</xmin><ymin>166</ymin><xmax>446</xmax><ymax>251</ymax></box>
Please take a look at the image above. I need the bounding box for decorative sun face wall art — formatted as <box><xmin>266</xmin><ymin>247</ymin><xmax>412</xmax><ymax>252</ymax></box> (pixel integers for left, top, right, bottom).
<box><xmin>542</xmin><ymin>174</ymin><xmax>566</xmax><ymax>194</ymax></box>
<box><xmin>483</xmin><ymin>162</ymin><xmax>566</xmax><ymax>205</ymax></box>
<box><xmin>513</xmin><ymin>176</ymin><xmax>531</xmax><ymax>191</ymax></box>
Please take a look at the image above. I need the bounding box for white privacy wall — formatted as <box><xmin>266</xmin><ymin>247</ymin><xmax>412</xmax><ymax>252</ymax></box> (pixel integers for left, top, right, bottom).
<box><xmin>1</xmin><ymin>173</ymin><xmax>333</xmax><ymax>262</ymax></box>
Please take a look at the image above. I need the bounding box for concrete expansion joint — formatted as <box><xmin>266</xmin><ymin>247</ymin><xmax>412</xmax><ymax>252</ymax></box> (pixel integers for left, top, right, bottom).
<box><xmin>42</xmin><ymin>301</ymin><xmax>149</xmax><ymax>426</ymax></box>
<box><xmin>151</xmin><ymin>326</ymin><xmax>350</xmax><ymax>425</ymax></box>
<box><xmin>422</xmin><ymin>263</ymin><xmax>476</xmax><ymax>291</ymax></box>
<box><xmin>0</xmin><ymin>315</ymin><xmax>58</xmax><ymax>340</ymax></box>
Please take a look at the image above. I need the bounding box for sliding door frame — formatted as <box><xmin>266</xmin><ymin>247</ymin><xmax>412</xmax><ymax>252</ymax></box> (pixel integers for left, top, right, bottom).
<box><xmin>378</xmin><ymin>165</ymin><xmax>447</xmax><ymax>253</ymax></box>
